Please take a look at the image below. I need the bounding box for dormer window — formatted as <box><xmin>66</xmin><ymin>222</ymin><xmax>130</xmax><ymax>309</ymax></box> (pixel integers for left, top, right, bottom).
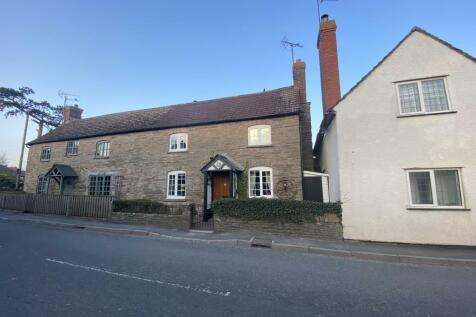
<box><xmin>397</xmin><ymin>77</ymin><xmax>451</xmax><ymax>115</ymax></box>
<box><xmin>65</xmin><ymin>140</ymin><xmax>79</xmax><ymax>156</ymax></box>
<box><xmin>169</xmin><ymin>133</ymin><xmax>188</xmax><ymax>152</ymax></box>
<box><xmin>248</xmin><ymin>125</ymin><xmax>271</xmax><ymax>147</ymax></box>
<box><xmin>40</xmin><ymin>147</ymin><xmax>51</xmax><ymax>161</ymax></box>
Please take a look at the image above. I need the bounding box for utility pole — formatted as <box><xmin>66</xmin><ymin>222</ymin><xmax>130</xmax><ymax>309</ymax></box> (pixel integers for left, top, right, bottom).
<box><xmin>16</xmin><ymin>112</ymin><xmax>30</xmax><ymax>190</ymax></box>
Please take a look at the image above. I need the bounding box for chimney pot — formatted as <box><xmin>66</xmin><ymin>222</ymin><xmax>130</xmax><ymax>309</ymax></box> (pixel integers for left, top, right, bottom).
<box><xmin>321</xmin><ymin>14</ymin><xmax>329</xmax><ymax>21</ymax></box>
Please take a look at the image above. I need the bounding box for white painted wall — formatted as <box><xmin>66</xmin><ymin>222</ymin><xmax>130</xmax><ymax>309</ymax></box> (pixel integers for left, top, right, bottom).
<box><xmin>321</xmin><ymin>31</ymin><xmax>476</xmax><ymax>245</ymax></box>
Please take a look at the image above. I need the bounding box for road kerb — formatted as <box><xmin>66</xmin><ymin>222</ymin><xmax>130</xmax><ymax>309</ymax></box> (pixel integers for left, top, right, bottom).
<box><xmin>308</xmin><ymin>246</ymin><xmax>351</xmax><ymax>257</ymax></box>
<box><xmin>272</xmin><ymin>243</ymin><xmax>309</xmax><ymax>253</ymax></box>
<box><xmin>351</xmin><ymin>251</ymin><xmax>400</xmax><ymax>263</ymax></box>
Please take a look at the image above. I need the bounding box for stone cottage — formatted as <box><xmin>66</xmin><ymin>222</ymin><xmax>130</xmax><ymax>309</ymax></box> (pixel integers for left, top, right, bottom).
<box><xmin>24</xmin><ymin>60</ymin><xmax>314</xmax><ymax>213</ymax></box>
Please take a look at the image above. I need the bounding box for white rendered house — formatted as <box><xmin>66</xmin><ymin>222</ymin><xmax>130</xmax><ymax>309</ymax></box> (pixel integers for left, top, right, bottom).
<box><xmin>315</xmin><ymin>16</ymin><xmax>476</xmax><ymax>245</ymax></box>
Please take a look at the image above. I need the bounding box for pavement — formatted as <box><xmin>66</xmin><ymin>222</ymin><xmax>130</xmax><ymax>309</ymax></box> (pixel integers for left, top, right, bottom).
<box><xmin>1</xmin><ymin>209</ymin><xmax>476</xmax><ymax>268</ymax></box>
<box><xmin>1</xmin><ymin>219</ymin><xmax>476</xmax><ymax>316</ymax></box>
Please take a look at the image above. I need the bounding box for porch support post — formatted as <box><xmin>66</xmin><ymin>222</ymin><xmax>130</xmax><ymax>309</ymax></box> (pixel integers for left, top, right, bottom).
<box><xmin>59</xmin><ymin>176</ymin><xmax>64</xmax><ymax>195</ymax></box>
<box><xmin>229</xmin><ymin>171</ymin><xmax>233</xmax><ymax>198</ymax></box>
<box><xmin>203</xmin><ymin>172</ymin><xmax>208</xmax><ymax>211</ymax></box>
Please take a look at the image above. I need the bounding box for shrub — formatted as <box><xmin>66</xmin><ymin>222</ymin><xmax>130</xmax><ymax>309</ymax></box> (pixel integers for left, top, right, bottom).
<box><xmin>212</xmin><ymin>198</ymin><xmax>341</xmax><ymax>224</ymax></box>
<box><xmin>113</xmin><ymin>199</ymin><xmax>170</xmax><ymax>214</ymax></box>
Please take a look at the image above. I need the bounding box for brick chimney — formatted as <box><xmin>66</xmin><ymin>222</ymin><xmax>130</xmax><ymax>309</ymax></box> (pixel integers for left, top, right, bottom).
<box><xmin>318</xmin><ymin>14</ymin><xmax>341</xmax><ymax>113</ymax></box>
<box><xmin>293</xmin><ymin>59</ymin><xmax>307</xmax><ymax>103</ymax></box>
<box><xmin>292</xmin><ymin>59</ymin><xmax>314</xmax><ymax>172</ymax></box>
<box><xmin>63</xmin><ymin>104</ymin><xmax>83</xmax><ymax>123</ymax></box>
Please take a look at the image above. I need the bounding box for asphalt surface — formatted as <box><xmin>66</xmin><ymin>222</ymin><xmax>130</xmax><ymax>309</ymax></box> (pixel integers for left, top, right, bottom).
<box><xmin>1</xmin><ymin>221</ymin><xmax>476</xmax><ymax>317</ymax></box>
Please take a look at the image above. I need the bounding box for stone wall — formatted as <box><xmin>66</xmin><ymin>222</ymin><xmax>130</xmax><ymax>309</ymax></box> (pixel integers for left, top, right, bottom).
<box><xmin>24</xmin><ymin>115</ymin><xmax>304</xmax><ymax>211</ymax></box>
<box><xmin>111</xmin><ymin>212</ymin><xmax>189</xmax><ymax>230</ymax></box>
<box><xmin>214</xmin><ymin>213</ymin><xmax>342</xmax><ymax>240</ymax></box>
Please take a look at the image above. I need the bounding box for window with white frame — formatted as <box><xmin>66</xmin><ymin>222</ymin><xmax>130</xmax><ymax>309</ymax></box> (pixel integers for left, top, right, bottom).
<box><xmin>397</xmin><ymin>78</ymin><xmax>450</xmax><ymax>115</ymax></box>
<box><xmin>249</xmin><ymin>167</ymin><xmax>273</xmax><ymax>198</ymax></box>
<box><xmin>169</xmin><ymin>133</ymin><xmax>188</xmax><ymax>152</ymax></box>
<box><xmin>36</xmin><ymin>175</ymin><xmax>48</xmax><ymax>194</ymax></box>
<box><xmin>167</xmin><ymin>171</ymin><xmax>186</xmax><ymax>199</ymax></box>
<box><xmin>65</xmin><ymin>140</ymin><xmax>80</xmax><ymax>156</ymax></box>
<box><xmin>88</xmin><ymin>174</ymin><xmax>112</xmax><ymax>196</ymax></box>
<box><xmin>40</xmin><ymin>147</ymin><xmax>51</xmax><ymax>161</ymax></box>
<box><xmin>248</xmin><ymin>125</ymin><xmax>271</xmax><ymax>146</ymax></box>
<box><xmin>406</xmin><ymin>169</ymin><xmax>464</xmax><ymax>208</ymax></box>
<box><xmin>95</xmin><ymin>141</ymin><xmax>110</xmax><ymax>158</ymax></box>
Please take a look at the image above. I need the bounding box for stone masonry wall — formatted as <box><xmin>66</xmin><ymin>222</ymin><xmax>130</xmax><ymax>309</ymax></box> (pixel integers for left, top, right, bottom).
<box><xmin>111</xmin><ymin>212</ymin><xmax>189</xmax><ymax>230</ymax></box>
<box><xmin>24</xmin><ymin>116</ymin><xmax>304</xmax><ymax>210</ymax></box>
<box><xmin>214</xmin><ymin>213</ymin><xmax>343</xmax><ymax>240</ymax></box>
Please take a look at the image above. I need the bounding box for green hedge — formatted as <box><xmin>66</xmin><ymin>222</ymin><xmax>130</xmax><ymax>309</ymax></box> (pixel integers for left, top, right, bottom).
<box><xmin>212</xmin><ymin>198</ymin><xmax>341</xmax><ymax>224</ymax></box>
<box><xmin>113</xmin><ymin>199</ymin><xmax>170</xmax><ymax>214</ymax></box>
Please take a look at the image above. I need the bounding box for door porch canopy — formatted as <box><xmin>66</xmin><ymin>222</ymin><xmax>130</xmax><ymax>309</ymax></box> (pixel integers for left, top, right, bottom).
<box><xmin>45</xmin><ymin>164</ymin><xmax>78</xmax><ymax>194</ymax></box>
<box><xmin>200</xmin><ymin>154</ymin><xmax>244</xmax><ymax>210</ymax></box>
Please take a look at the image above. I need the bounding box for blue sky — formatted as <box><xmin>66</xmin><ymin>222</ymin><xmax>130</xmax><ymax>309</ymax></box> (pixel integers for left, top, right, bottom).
<box><xmin>1</xmin><ymin>0</ymin><xmax>475</xmax><ymax>166</ymax></box>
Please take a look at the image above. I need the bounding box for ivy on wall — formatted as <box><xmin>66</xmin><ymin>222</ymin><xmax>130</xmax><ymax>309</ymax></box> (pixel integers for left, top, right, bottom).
<box><xmin>236</xmin><ymin>161</ymin><xmax>249</xmax><ymax>199</ymax></box>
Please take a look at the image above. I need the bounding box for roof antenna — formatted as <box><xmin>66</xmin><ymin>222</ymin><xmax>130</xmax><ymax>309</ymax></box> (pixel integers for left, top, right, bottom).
<box><xmin>58</xmin><ymin>89</ymin><xmax>80</xmax><ymax>107</ymax></box>
<box><xmin>281</xmin><ymin>37</ymin><xmax>303</xmax><ymax>63</ymax></box>
<box><xmin>317</xmin><ymin>0</ymin><xmax>339</xmax><ymax>30</ymax></box>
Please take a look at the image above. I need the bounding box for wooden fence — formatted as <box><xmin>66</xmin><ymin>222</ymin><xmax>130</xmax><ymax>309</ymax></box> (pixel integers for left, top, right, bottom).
<box><xmin>0</xmin><ymin>193</ymin><xmax>114</xmax><ymax>219</ymax></box>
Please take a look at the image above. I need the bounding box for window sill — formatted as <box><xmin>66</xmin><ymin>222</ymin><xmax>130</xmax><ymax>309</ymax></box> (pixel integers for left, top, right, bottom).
<box><xmin>165</xmin><ymin>198</ymin><xmax>187</xmax><ymax>202</ymax></box>
<box><xmin>168</xmin><ymin>150</ymin><xmax>188</xmax><ymax>154</ymax></box>
<box><xmin>397</xmin><ymin>110</ymin><xmax>457</xmax><ymax>118</ymax></box>
<box><xmin>247</xmin><ymin>144</ymin><xmax>273</xmax><ymax>148</ymax></box>
<box><xmin>40</xmin><ymin>160</ymin><xmax>50</xmax><ymax>162</ymax></box>
<box><xmin>65</xmin><ymin>154</ymin><xmax>79</xmax><ymax>157</ymax></box>
<box><xmin>94</xmin><ymin>157</ymin><xmax>110</xmax><ymax>160</ymax></box>
<box><xmin>407</xmin><ymin>206</ymin><xmax>470</xmax><ymax>211</ymax></box>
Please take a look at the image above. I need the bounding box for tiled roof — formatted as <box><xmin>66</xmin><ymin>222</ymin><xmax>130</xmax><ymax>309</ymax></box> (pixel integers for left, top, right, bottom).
<box><xmin>28</xmin><ymin>86</ymin><xmax>300</xmax><ymax>145</ymax></box>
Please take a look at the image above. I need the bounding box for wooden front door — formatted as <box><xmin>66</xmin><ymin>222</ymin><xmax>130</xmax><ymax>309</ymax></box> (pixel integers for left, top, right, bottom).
<box><xmin>212</xmin><ymin>172</ymin><xmax>230</xmax><ymax>201</ymax></box>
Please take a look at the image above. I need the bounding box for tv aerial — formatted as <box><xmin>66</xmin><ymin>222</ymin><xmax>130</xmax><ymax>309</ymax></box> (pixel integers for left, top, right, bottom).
<box><xmin>281</xmin><ymin>37</ymin><xmax>303</xmax><ymax>63</ymax></box>
<box><xmin>58</xmin><ymin>89</ymin><xmax>80</xmax><ymax>107</ymax></box>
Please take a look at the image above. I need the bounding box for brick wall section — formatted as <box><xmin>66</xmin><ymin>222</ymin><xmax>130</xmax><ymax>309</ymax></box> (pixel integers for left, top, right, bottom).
<box><xmin>215</xmin><ymin>213</ymin><xmax>343</xmax><ymax>240</ymax></box>
<box><xmin>293</xmin><ymin>59</ymin><xmax>314</xmax><ymax>171</ymax></box>
<box><xmin>110</xmin><ymin>212</ymin><xmax>189</xmax><ymax>230</ymax></box>
<box><xmin>318</xmin><ymin>16</ymin><xmax>341</xmax><ymax>113</ymax></box>
<box><xmin>24</xmin><ymin>116</ymin><xmax>304</xmax><ymax>210</ymax></box>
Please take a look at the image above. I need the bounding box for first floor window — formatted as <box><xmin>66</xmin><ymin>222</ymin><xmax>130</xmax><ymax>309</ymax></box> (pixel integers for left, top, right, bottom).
<box><xmin>167</xmin><ymin>171</ymin><xmax>186</xmax><ymax>199</ymax></box>
<box><xmin>397</xmin><ymin>77</ymin><xmax>450</xmax><ymax>115</ymax></box>
<box><xmin>88</xmin><ymin>174</ymin><xmax>111</xmax><ymax>196</ymax></box>
<box><xmin>249</xmin><ymin>167</ymin><xmax>273</xmax><ymax>198</ymax></box>
<box><xmin>248</xmin><ymin>125</ymin><xmax>271</xmax><ymax>146</ymax></box>
<box><xmin>66</xmin><ymin>140</ymin><xmax>80</xmax><ymax>156</ymax></box>
<box><xmin>95</xmin><ymin>141</ymin><xmax>110</xmax><ymax>158</ymax></box>
<box><xmin>407</xmin><ymin>169</ymin><xmax>464</xmax><ymax>208</ymax></box>
<box><xmin>36</xmin><ymin>175</ymin><xmax>48</xmax><ymax>194</ymax></box>
<box><xmin>40</xmin><ymin>147</ymin><xmax>51</xmax><ymax>161</ymax></box>
<box><xmin>169</xmin><ymin>133</ymin><xmax>188</xmax><ymax>152</ymax></box>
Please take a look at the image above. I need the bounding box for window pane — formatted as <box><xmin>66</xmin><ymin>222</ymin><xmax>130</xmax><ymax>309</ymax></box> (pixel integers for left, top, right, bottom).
<box><xmin>168</xmin><ymin>174</ymin><xmax>176</xmax><ymax>196</ymax></box>
<box><xmin>249</xmin><ymin>129</ymin><xmax>258</xmax><ymax>145</ymax></box>
<box><xmin>260</xmin><ymin>127</ymin><xmax>271</xmax><ymax>145</ymax></box>
<box><xmin>170</xmin><ymin>136</ymin><xmax>178</xmax><ymax>150</ymax></box>
<box><xmin>262</xmin><ymin>171</ymin><xmax>271</xmax><ymax>196</ymax></box>
<box><xmin>435</xmin><ymin>170</ymin><xmax>462</xmax><ymax>206</ymax></box>
<box><xmin>177</xmin><ymin>173</ymin><xmax>186</xmax><ymax>196</ymax></box>
<box><xmin>399</xmin><ymin>83</ymin><xmax>421</xmax><ymax>113</ymax></box>
<box><xmin>89</xmin><ymin>176</ymin><xmax>97</xmax><ymax>195</ymax></box>
<box><xmin>250</xmin><ymin>170</ymin><xmax>260</xmax><ymax>196</ymax></box>
<box><xmin>179</xmin><ymin>138</ymin><xmax>187</xmax><ymax>150</ymax></box>
<box><xmin>409</xmin><ymin>172</ymin><xmax>433</xmax><ymax>205</ymax></box>
<box><xmin>422</xmin><ymin>79</ymin><xmax>449</xmax><ymax>112</ymax></box>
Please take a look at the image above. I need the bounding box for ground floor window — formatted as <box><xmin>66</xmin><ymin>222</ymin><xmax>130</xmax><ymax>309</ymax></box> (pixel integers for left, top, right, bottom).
<box><xmin>36</xmin><ymin>175</ymin><xmax>48</xmax><ymax>194</ymax></box>
<box><xmin>406</xmin><ymin>168</ymin><xmax>464</xmax><ymax>208</ymax></box>
<box><xmin>88</xmin><ymin>174</ymin><xmax>112</xmax><ymax>196</ymax></box>
<box><xmin>249</xmin><ymin>167</ymin><xmax>273</xmax><ymax>198</ymax></box>
<box><xmin>167</xmin><ymin>171</ymin><xmax>186</xmax><ymax>199</ymax></box>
